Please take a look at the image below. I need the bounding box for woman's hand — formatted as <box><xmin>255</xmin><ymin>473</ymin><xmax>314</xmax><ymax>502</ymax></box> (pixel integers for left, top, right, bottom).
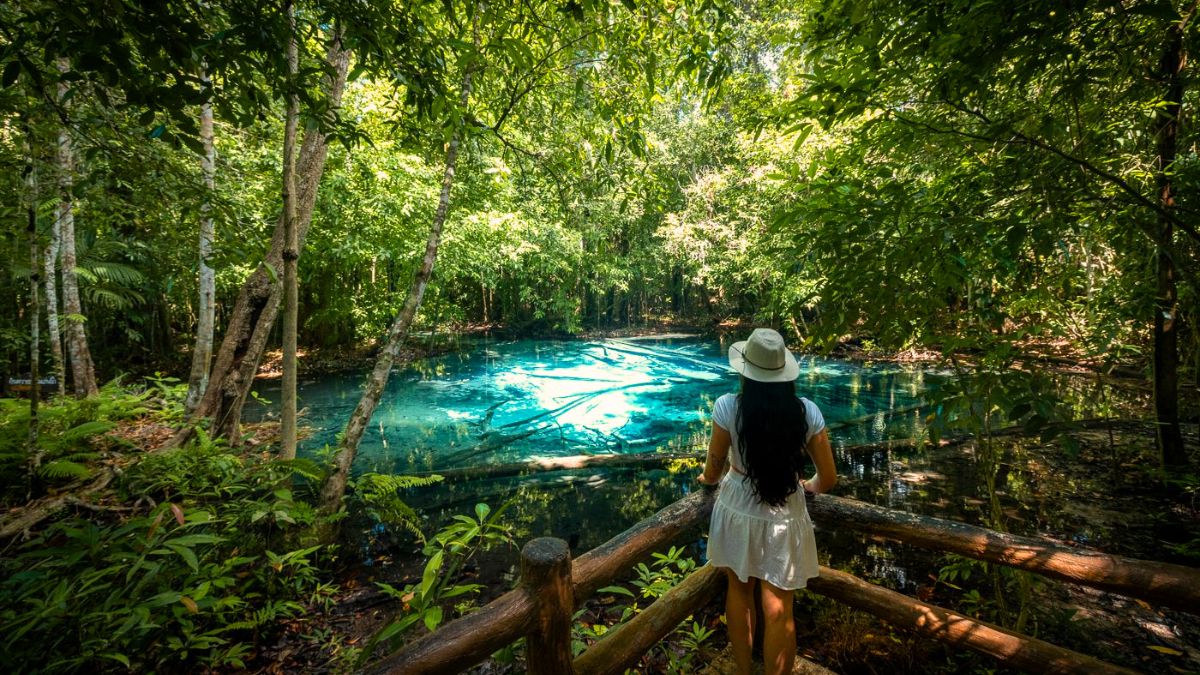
<box><xmin>697</xmin><ymin>473</ymin><xmax>721</xmax><ymax>486</ymax></box>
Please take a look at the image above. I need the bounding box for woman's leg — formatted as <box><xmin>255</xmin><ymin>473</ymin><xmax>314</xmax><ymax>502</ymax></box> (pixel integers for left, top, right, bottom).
<box><xmin>759</xmin><ymin>579</ymin><xmax>795</xmax><ymax>675</ymax></box>
<box><xmin>724</xmin><ymin>569</ymin><xmax>756</xmax><ymax>675</ymax></box>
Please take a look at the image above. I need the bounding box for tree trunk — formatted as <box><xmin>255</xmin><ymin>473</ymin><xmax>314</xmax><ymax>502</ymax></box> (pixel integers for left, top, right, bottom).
<box><xmin>25</xmin><ymin>127</ymin><xmax>41</xmax><ymax>476</ymax></box>
<box><xmin>1152</xmin><ymin>11</ymin><xmax>1189</xmax><ymax>468</ymax></box>
<box><xmin>44</xmin><ymin>188</ymin><xmax>64</xmax><ymax>394</ymax></box>
<box><xmin>280</xmin><ymin>7</ymin><xmax>301</xmax><ymax>460</ymax></box>
<box><xmin>173</xmin><ymin>35</ymin><xmax>350</xmax><ymax>447</ymax></box>
<box><xmin>318</xmin><ymin>20</ymin><xmax>479</xmax><ymax>527</ymax></box>
<box><xmin>184</xmin><ymin>68</ymin><xmax>218</xmax><ymax>416</ymax></box>
<box><xmin>56</xmin><ymin>59</ymin><xmax>98</xmax><ymax>398</ymax></box>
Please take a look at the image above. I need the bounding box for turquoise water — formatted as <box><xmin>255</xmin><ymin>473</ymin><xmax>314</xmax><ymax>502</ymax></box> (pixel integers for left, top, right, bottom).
<box><xmin>252</xmin><ymin>336</ymin><xmax>932</xmax><ymax>476</ymax></box>
<box><xmin>252</xmin><ymin>336</ymin><xmax>1196</xmax><ymax>580</ymax></box>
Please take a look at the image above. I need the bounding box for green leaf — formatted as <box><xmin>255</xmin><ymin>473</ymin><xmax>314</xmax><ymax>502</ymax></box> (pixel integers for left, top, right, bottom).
<box><xmin>165</xmin><ymin>543</ymin><xmax>199</xmax><ymax>572</ymax></box>
<box><xmin>101</xmin><ymin>653</ymin><xmax>131</xmax><ymax>667</ymax></box>
<box><xmin>421</xmin><ymin>549</ymin><xmax>444</xmax><ymax>597</ymax></box>
<box><xmin>1148</xmin><ymin>645</ymin><xmax>1184</xmax><ymax>656</ymax></box>
<box><xmin>440</xmin><ymin>583</ymin><xmax>483</xmax><ymax>599</ymax></box>
<box><xmin>423</xmin><ymin>606</ymin><xmax>443</xmax><ymax>632</ymax></box>
<box><xmin>168</xmin><ymin>534</ymin><xmax>222</xmax><ymax>546</ymax></box>
<box><xmin>597</xmin><ymin>585</ymin><xmax>635</xmax><ymax>597</ymax></box>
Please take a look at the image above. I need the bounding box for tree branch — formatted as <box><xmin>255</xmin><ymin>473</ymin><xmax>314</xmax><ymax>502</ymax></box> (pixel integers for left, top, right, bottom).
<box><xmin>891</xmin><ymin>109</ymin><xmax>1200</xmax><ymax>249</ymax></box>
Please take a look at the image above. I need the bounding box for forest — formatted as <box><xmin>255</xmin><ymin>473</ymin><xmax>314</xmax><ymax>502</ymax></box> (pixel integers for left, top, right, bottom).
<box><xmin>1</xmin><ymin>0</ymin><xmax>1198</xmax><ymax>672</ymax></box>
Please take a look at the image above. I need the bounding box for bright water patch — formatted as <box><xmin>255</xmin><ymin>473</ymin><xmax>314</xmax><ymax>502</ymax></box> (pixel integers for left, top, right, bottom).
<box><xmin>250</xmin><ymin>336</ymin><xmax>931</xmax><ymax>475</ymax></box>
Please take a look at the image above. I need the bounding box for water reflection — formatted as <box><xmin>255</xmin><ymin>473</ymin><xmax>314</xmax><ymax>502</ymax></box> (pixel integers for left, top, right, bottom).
<box><xmin>249</xmin><ymin>337</ymin><xmax>931</xmax><ymax>475</ymax></box>
<box><xmin>258</xmin><ymin>339</ymin><xmax>1195</xmax><ymax>583</ymax></box>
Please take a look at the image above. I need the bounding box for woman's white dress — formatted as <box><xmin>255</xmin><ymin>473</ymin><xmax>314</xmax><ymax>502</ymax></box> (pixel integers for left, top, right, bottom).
<box><xmin>706</xmin><ymin>393</ymin><xmax>825</xmax><ymax>590</ymax></box>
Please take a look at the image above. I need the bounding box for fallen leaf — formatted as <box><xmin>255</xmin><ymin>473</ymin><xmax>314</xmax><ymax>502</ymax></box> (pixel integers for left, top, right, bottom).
<box><xmin>170</xmin><ymin>503</ymin><xmax>186</xmax><ymax>526</ymax></box>
<box><xmin>1148</xmin><ymin>646</ymin><xmax>1183</xmax><ymax>656</ymax></box>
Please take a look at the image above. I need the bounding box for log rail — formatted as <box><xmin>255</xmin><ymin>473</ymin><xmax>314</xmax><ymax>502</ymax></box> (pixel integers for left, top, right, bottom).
<box><xmin>367</xmin><ymin>488</ymin><xmax>1196</xmax><ymax>674</ymax></box>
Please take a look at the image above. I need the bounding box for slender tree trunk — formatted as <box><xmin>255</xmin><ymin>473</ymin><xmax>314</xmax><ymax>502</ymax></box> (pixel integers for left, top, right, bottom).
<box><xmin>45</xmin><ymin>196</ymin><xmax>64</xmax><ymax>394</ymax></box>
<box><xmin>172</xmin><ymin>35</ymin><xmax>350</xmax><ymax>447</ymax></box>
<box><xmin>25</xmin><ymin>126</ymin><xmax>42</xmax><ymax>477</ymax></box>
<box><xmin>281</xmin><ymin>6</ymin><xmax>301</xmax><ymax>460</ymax></box>
<box><xmin>184</xmin><ymin>67</ymin><xmax>218</xmax><ymax>416</ymax></box>
<box><xmin>319</xmin><ymin>18</ymin><xmax>480</xmax><ymax>526</ymax></box>
<box><xmin>1152</xmin><ymin>11</ymin><xmax>1189</xmax><ymax>468</ymax></box>
<box><xmin>56</xmin><ymin>59</ymin><xmax>98</xmax><ymax>398</ymax></box>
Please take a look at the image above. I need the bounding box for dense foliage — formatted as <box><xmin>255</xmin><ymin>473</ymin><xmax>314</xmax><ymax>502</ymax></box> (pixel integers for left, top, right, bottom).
<box><xmin>0</xmin><ymin>0</ymin><xmax>1196</xmax><ymax>669</ymax></box>
<box><xmin>3</xmin><ymin>0</ymin><xmax>1195</xmax><ymax>380</ymax></box>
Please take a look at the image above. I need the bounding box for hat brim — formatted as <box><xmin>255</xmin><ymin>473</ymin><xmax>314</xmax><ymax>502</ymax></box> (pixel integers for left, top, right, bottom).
<box><xmin>728</xmin><ymin>340</ymin><xmax>801</xmax><ymax>382</ymax></box>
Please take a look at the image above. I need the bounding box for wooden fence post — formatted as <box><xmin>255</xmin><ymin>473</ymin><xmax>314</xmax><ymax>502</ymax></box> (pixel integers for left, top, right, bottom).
<box><xmin>522</xmin><ymin>537</ymin><xmax>575</xmax><ymax>675</ymax></box>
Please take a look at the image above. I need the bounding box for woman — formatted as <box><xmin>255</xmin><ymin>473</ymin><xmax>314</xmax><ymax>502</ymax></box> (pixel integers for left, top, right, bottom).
<box><xmin>698</xmin><ymin>328</ymin><xmax>838</xmax><ymax>675</ymax></box>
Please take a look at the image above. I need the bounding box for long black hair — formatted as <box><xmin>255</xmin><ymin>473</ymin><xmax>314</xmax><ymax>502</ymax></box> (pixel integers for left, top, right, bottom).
<box><xmin>735</xmin><ymin>377</ymin><xmax>809</xmax><ymax>507</ymax></box>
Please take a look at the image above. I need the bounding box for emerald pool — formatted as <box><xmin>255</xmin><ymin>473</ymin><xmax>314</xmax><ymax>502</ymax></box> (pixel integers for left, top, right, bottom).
<box><xmin>251</xmin><ymin>335</ymin><xmax>932</xmax><ymax>475</ymax></box>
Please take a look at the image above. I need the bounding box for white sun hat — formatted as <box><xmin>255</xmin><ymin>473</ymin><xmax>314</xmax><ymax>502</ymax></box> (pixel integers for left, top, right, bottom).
<box><xmin>727</xmin><ymin>328</ymin><xmax>801</xmax><ymax>382</ymax></box>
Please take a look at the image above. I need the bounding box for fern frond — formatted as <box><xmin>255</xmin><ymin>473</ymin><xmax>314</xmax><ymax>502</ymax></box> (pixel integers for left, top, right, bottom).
<box><xmin>61</xmin><ymin>421</ymin><xmax>116</xmax><ymax>443</ymax></box>
<box><xmin>281</xmin><ymin>458</ymin><xmax>324</xmax><ymax>482</ymax></box>
<box><xmin>56</xmin><ymin>452</ymin><xmax>101</xmax><ymax>464</ymax></box>
<box><xmin>85</xmin><ymin>262</ymin><xmax>145</xmax><ymax>286</ymax></box>
<box><xmin>354</xmin><ymin>473</ymin><xmax>441</xmax><ymax>542</ymax></box>
<box><xmin>359</xmin><ymin>473</ymin><xmax>444</xmax><ymax>492</ymax></box>
<box><xmin>39</xmin><ymin>460</ymin><xmax>92</xmax><ymax>481</ymax></box>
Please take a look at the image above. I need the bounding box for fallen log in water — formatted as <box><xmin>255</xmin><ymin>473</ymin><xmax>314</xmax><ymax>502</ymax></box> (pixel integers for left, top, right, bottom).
<box><xmin>599</xmin><ymin>339</ymin><xmax>730</xmax><ymax>374</ymax></box>
<box><xmin>807</xmin><ymin>566</ymin><xmax>1137</xmax><ymax>675</ymax></box>
<box><xmin>415</xmin><ymin>452</ymin><xmax>700</xmax><ymax>481</ymax></box>
<box><xmin>416</xmin><ymin>438</ymin><xmax>923</xmax><ymax>484</ymax></box>
<box><xmin>807</xmin><ymin>494</ymin><xmax>1200</xmax><ymax>615</ymax></box>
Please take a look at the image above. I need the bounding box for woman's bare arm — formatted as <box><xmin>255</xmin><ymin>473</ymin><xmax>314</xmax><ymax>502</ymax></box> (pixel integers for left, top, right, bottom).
<box><xmin>802</xmin><ymin>429</ymin><xmax>837</xmax><ymax>494</ymax></box>
<box><xmin>697</xmin><ymin>422</ymin><xmax>732</xmax><ymax>485</ymax></box>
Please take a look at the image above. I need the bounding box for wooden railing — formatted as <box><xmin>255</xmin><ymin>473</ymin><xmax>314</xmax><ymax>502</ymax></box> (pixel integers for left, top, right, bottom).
<box><xmin>366</xmin><ymin>487</ymin><xmax>1199</xmax><ymax>675</ymax></box>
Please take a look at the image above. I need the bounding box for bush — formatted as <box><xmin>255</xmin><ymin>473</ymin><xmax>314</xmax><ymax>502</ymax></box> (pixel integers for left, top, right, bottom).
<box><xmin>0</xmin><ymin>437</ymin><xmax>336</xmax><ymax>672</ymax></box>
<box><xmin>0</xmin><ymin>380</ymin><xmax>153</xmax><ymax>504</ymax></box>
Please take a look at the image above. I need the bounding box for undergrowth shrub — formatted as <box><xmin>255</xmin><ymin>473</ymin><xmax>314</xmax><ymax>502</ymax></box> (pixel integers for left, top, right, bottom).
<box><xmin>361</xmin><ymin>501</ymin><xmax>515</xmax><ymax>666</ymax></box>
<box><xmin>0</xmin><ymin>380</ymin><xmax>153</xmax><ymax>503</ymax></box>
<box><xmin>0</xmin><ymin>434</ymin><xmax>337</xmax><ymax>672</ymax></box>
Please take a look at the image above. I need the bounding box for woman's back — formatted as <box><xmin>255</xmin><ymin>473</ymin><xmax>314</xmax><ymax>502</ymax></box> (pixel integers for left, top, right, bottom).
<box><xmin>712</xmin><ymin>392</ymin><xmax>825</xmax><ymax>476</ymax></box>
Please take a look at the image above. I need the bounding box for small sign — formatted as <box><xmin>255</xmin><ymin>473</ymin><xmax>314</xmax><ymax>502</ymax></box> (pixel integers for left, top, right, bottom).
<box><xmin>7</xmin><ymin>376</ymin><xmax>59</xmax><ymax>396</ymax></box>
<box><xmin>8</xmin><ymin>377</ymin><xmax>58</xmax><ymax>386</ymax></box>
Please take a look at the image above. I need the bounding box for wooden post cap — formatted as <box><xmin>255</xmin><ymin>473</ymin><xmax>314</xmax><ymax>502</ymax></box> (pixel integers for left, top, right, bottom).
<box><xmin>522</xmin><ymin>537</ymin><xmax>571</xmax><ymax>569</ymax></box>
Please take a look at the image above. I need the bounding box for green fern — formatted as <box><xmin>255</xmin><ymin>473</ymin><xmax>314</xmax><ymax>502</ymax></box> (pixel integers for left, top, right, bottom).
<box><xmin>355</xmin><ymin>473</ymin><xmax>444</xmax><ymax>541</ymax></box>
<box><xmin>39</xmin><ymin>460</ymin><xmax>93</xmax><ymax>481</ymax></box>
<box><xmin>60</xmin><ymin>421</ymin><xmax>116</xmax><ymax>443</ymax></box>
<box><xmin>278</xmin><ymin>458</ymin><xmax>324</xmax><ymax>482</ymax></box>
